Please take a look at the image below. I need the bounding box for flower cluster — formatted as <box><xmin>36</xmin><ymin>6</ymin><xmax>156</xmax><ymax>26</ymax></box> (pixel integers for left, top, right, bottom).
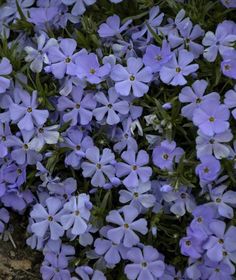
<box><xmin>0</xmin><ymin>0</ymin><xmax>236</xmax><ymax>279</ymax></box>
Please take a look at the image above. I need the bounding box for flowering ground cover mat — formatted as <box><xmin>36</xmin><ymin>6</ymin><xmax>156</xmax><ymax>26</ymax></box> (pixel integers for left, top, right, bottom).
<box><xmin>0</xmin><ymin>0</ymin><xmax>236</xmax><ymax>279</ymax></box>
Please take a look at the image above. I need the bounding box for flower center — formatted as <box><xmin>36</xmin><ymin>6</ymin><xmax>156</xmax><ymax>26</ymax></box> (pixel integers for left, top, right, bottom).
<box><xmin>124</xmin><ymin>223</ymin><xmax>129</xmax><ymax>229</ymax></box>
<box><xmin>156</xmin><ymin>55</ymin><xmax>162</xmax><ymax>61</ymax></box>
<box><xmin>39</xmin><ymin>128</ymin><xmax>44</xmax><ymax>133</ymax></box>
<box><xmin>132</xmin><ymin>165</ymin><xmax>138</xmax><ymax>171</ymax></box>
<box><xmin>197</xmin><ymin>217</ymin><xmax>202</xmax><ymax>223</ymax></box>
<box><xmin>209</xmin><ymin>116</ymin><xmax>215</xmax><ymax>122</ymax></box>
<box><xmin>163</xmin><ymin>153</ymin><xmax>169</xmax><ymax>160</ymax></box>
<box><xmin>203</xmin><ymin>167</ymin><xmax>209</xmax><ymax>173</ymax></box>
<box><xmin>185</xmin><ymin>240</ymin><xmax>191</xmax><ymax>246</ymax></box>
<box><xmin>216</xmin><ymin>197</ymin><xmax>221</xmax><ymax>203</ymax></box>
<box><xmin>107</xmin><ymin>104</ymin><xmax>112</xmax><ymax>109</ymax></box>
<box><xmin>141</xmin><ymin>262</ymin><xmax>147</xmax><ymax>267</ymax></box>
<box><xmin>48</xmin><ymin>216</ymin><xmax>53</xmax><ymax>221</ymax></box>
<box><xmin>76</xmin><ymin>145</ymin><xmax>81</xmax><ymax>150</ymax></box>
<box><xmin>96</xmin><ymin>163</ymin><xmax>102</xmax><ymax>169</ymax></box>
<box><xmin>130</xmin><ymin>75</ymin><xmax>135</xmax><ymax>81</ymax></box>
<box><xmin>224</xmin><ymin>64</ymin><xmax>231</xmax><ymax>71</ymax></box>
<box><xmin>74</xmin><ymin>210</ymin><xmax>80</xmax><ymax>216</ymax></box>
<box><xmin>176</xmin><ymin>67</ymin><xmax>181</xmax><ymax>73</ymax></box>
<box><xmin>124</xmin><ymin>133</ymin><xmax>129</xmax><ymax>139</ymax></box>
<box><xmin>27</xmin><ymin>107</ymin><xmax>32</xmax><ymax>113</ymax></box>
<box><xmin>76</xmin><ymin>103</ymin><xmax>80</xmax><ymax>109</ymax></box>
<box><xmin>65</xmin><ymin>57</ymin><xmax>71</xmax><ymax>63</ymax></box>
<box><xmin>17</xmin><ymin>168</ymin><xmax>22</xmax><ymax>174</ymax></box>
<box><xmin>1</xmin><ymin>136</ymin><xmax>6</xmax><ymax>141</ymax></box>
<box><xmin>90</xmin><ymin>68</ymin><xmax>96</xmax><ymax>74</ymax></box>
<box><xmin>218</xmin><ymin>239</ymin><xmax>224</xmax><ymax>244</ymax></box>
<box><xmin>209</xmin><ymin>139</ymin><xmax>214</xmax><ymax>144</ymax></box>
<box><xmin>134</xmin><ymin>192</ymin><xmax>139</xmax><ymax>198</ymax></box>
<box><xmin>23</xmin><ymin>144</ymin><xmax>29</xmax><ymax>150</ymax></box>
<box><xmin>180</xmin><ymin>193</ymin><xmax>186</xmax><ymax>199</ymax></box>
<box><xmin>195</xmin><ymin>98</ymin><xmax>201</xmax><ymax>104</ymax></box>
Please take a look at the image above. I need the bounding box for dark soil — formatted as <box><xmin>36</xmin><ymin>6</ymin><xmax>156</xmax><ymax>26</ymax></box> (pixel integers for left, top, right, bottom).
<box><xmin>0</xmin><ymin>215</ymin><xmax>42</xmax><ymax>280</ymax></box>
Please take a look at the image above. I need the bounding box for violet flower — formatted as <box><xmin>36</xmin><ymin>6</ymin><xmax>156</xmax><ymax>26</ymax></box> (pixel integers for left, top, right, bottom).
<box><xmin>193</xmin><ymin>99</ymin><xmax>230</xmax><ymax>137</ymax></box>
<box><xmin>143</xmin><ymin>40</ymin><xmax>173</xmax><ymax>73</ymax></box>
<box><xmin>81</xmin><ymin>146</ymin><xmax>116</xmax><ymax>187</ymax></box>
<box><xmin>63</xmin><ymin>127</ymin><xmax>93</xmax><ymax>169</ymax></box>
<box><xmin>93</xmin><ymin>88</ymin><xmax>129</xmax><ymax>125</ymax></box>
<box><xmin>62</xmin><ymin>0</ymin><xmax>96</xmax><ymax>16</ymax></box>
<box><xmin>209</xmin><ymin>185</ymin><xmax>236</xmax><ymax>219</ymax></box>
<box><xmin>45</xmin><ymin>38</ymin><xmax>79</xmax><ymax>79</ymax></box>
<box><xmin>160</xmin><ymin>49</ymin><xmax>199</xmax><ymax>86</ymax></box>
<box><xmin>75</xmin><ymin>52</ymin><xmax>111</xmax><ymax>84</ymax></box>
<box><xmin>152</xmin><ymin>140</ymin><xmax>184</xmax><ymax>170</ymax></box>
<box><xmin>195</xmin><ymin>155</ymin><xmax>221</xmax><ymax>183</ymax></box>
<box><xmin>98</xmin><ymin>14</ymin><xmax>132</xmax><ymax>38</ymax></box>
<box><xmin>111</xmin><ymin>57</ymin><xmax>153</xmax><ymax>97</ymax></box>
<box><xmin>124</xmin><ymin>246</ymin><xmax>165</xmax><ymax>279</ymax></box>
<box><xmin>0</xmin><ymin>207</ymin><xmax>9</xmax><ymax>233</ymax></box>
<box><xmin>30</xmin><ymin>197</ymin><xmax>64</xmax><ymax>240</ymax></box>
<box><xmin>57</xmin><ymin>85</ymin><xmax>96</xmax><ymax>126</ymax></box>
<box><xmin>116</xmin><ymin>149</ymin><xmax>152</xmax><ymax>188</ymax></box>
<box><xmin>106</xmin><ymin>205</ymin><xmax>148</xmax><ymax>247</ymax></box>
<box><xmin>24</xmin><ymin>33</ymin><xmax>58</xmax><ymax>73</ymax></box>
<box><xmin>9</xmin><ymin>90</ymin><xmax>49</xmax><ymax>131</ymax></box>
<box><xmin>60</xmin><ymin>194</ymin><xmax>91</xmax><ymax>236</ymax></box>
<box><xmin>0</xmin><ymin>57</ymin><xmax>12</xmax><ymax>94</ymax></box>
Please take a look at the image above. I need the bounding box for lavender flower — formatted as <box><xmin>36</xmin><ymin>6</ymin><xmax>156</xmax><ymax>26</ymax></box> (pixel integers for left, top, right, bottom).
<box><xmin>193</xmin><ymin>99</ymin><xmax>230</xmax><ymax>137</ymax></box>
<box><xmin>224</xmin><ymin>85</ymin><xmax>236</xmax><ymax>119</ymax></box>
<box><xmin>202</xmin><ymin>20</ymin><xmax>236</xmax><ymax>62</ymax></box>
<box><xmin>40</xmin><ymin>252</ymin><xmax>71</xmax><ymax>280</ymax></box>
<box><xmin>75</xmin><ymin>53</ymin><xmax>111</xmax><ymax>84</ymax></box>
<box><xmin>106</xmin><ymin>205</ymin><xmax>148</xmax><ymax>247</ymax></box>
<box><xmin>0</xmin><ymin>57</ymin><xmax>12</xmax><ymax>94</ymax></box>
<box><xmin>195</xmin><ymin>155</ymin><xmax>221</xmax><ymax>183</ymax></box>
<box><xmin>62</xmin><ymin>0</ymin><xmax>96</xmax><ymax>16</ymax></box>
<box><xmin>111</xmin><ymin>57</ymin><xmax>153</xmax><ymax>97</ymax></box>
<box><xmin>124</xmin><ymin>246</ymin><xmax>165</xmax><ymax>279</ymax></box>
<box><xmin>81</xmin><ymin>146</ymin><xmax>116</xmax><ymax>187</ymax></box>
<box><xmin>93</xmin><ymin>88</ymin><xmax>129</xmax><ymax>125</ymax></box>
<box><xmin>0</xmin><ymin>207</ymin><xmax>9</xmax><ymax>233</ymax></box>
<box><xmin>94</xmin><ymin>226</ymin><xmax>128</xmax><ymax>265</ymax></box>
<box><xmin>203</xmin><ymin>220</ymin><xmax>236</xmax><ymax>263</ymax></box>
<box><xmin>209</xmin><ymin>185</ymin><xmax>236</xmax><ymax>219</ymax></box>
<box><xmin>24</xmin><ymin>34</ymin><xmax>58</xmax><ymax>73</ymax></box>
<box><xmin>143</xmin><ymin>40</ymin><xmax>172</xmax><ymax>73</ymax></box>
<box><xmin>152</xmin><ymin>140</ymin><xmax>184</xmax><ymax>170</ymax></box>
<box><xmin>8</xmin><ymin>130</ymin><xmax>42</xmax><ymax>165</ymax></box>
<box><xmin>160</xmin><ymin>50</ymin><xmax>199</xmax><ymax>86</ymax></box>
<box><xmin>196</xmin><ymin>129</ymin><xmax>233</xmax><ymax>159</ymax></box>
<box><xmin>75</xmin><ymin>266</ymin><xmax>106</xmax><ymax>280</ymax></box>
<box><xmin>119</xmin><ymin>181</ymin><xmax>156</xmax><ymax>211</ymax></box>
<box><xmin>116</xmin><ymin>149</ymin><xmax>152</xmax><ymax>188</ymax></box>
<box><xmin>98</xmin><ymin>14</ymin><xmax>132</xmax><ymax>38</ymax></box>
<box><xmin>45</xmin><ymin>38</ymin><xmax>79</xmax><ymax>79</ymax></box>
<box><xmin>221</xmin><ymin>0</ymin><xmax>236</xmax><ymax>8</ymax></box>
<box><xmin>60</xmin><ymin>194</ymin><xmax>91</xmax><ymax>236</ymax></box>
<box><xmin>9</xmin><ymin>90</ymin><xmax>49</xmax><ymax>131</ymax></box>
<box><xmin>57</xmin><ymin>85</ymin><xmax>96</xmax><ymax>126</ymax></box>
<box><xmin>30</xmin><ymin>197</ymin><xmax>64</xmax><ymax>240</ymax></box>
<box><xmin>132</xmin><ymin>6</ymin><xmax>164</xmax><ymax>42</ymax></box>
<box><xmin>221</xmin><ymin>56</ymin><xmax>236</xmax><ymax>79</ymax></box>
<box><xmin>179</xmin><ymin>79</ymin><xmax>219</xmax><ymax>120</ymax></box>
<box><xmin>63</xmin><ymin>127</ymin><xmax>93</xmax><ymax>168</ymax></box>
